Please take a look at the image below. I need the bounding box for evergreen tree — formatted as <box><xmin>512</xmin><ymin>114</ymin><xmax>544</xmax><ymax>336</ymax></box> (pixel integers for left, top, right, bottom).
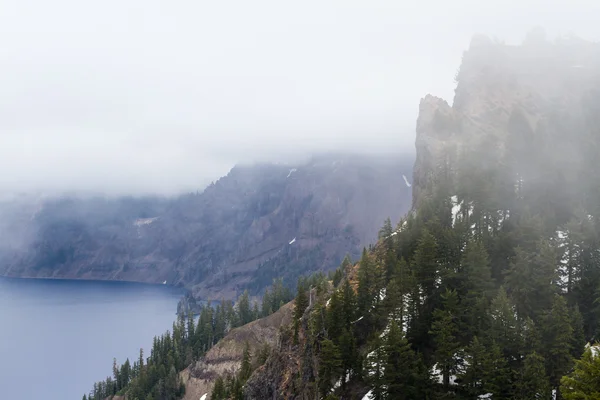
<box><xmin>413</xmin><ymin>229</ymin><xmax>439</xmax><ymax>299</ymax></box>
<box><xmin>484</xmin><ymin>342</ymin><xmax>512</xmax><ymax>399</ymax></box>
<box><xmin>338</xmin><ymin>328</ymin><xmax>356</xmax><ymax>388</ymax></box>
<box><xmin>365</xmin><ymin>337</ymin><xmax>385</xmax><ymax>400</ymax></box>
<box><xmin>341</xmin><ymin>278</ymin><xmax>356</xmax><ymax>327</ymax></box>
<box><xmin>212</xmin><ymin>376</ymin><xmax>225</xmax><ymax>400</ymax></box>
<box><xmin>489</xmin><ymin>287</ymin><xmax>520</xmax><ymax>362</ymax></box>
<box><xmin>357</xmin><ymin>248</ymin><xmax>375</xmax><ymax>313</ymax></box>
<box><xmin>293</xmin><ymin>279</ymin><xmax>309</xmax><ymax>343</ymax></box>
<box><xmin>383</xmin><ymin>321</ymin><xmax>429</xmax><ymax>400</ymax></box>
<box><xmin>457</xmin><ymin>336</ymin><xmax>487</xmax><ymax>398</ymax></box>
<box><xmin>542</xmin><ymin>294</ymin><xmax>574</xmax><ymax>393</ymax></box>
<box><xmin>561</xmin><ymin>345</ymin><xmax>600</xmax><ymax>400</ymax></box>
<box><xmin>261</xmin><ymin>288</ymin><xmax>272</xmax><ymax>317</ymax></box>
<box><xmin>461</xmin><ymin>239</ymin><xmax>494</xmax><ymax>335</ymax></box>
<box><xmin>236</xmin><ymin>290</ymin><xmax>252</xmax><ymax>326</ymax></box>
<box><xmin>517</xmin><ymin>351</ymin><xmax>551</xmax><ymax>400</ymax></box>
<box><xmin>430</xmin><ymin>289</ymin><xmax>460</xmax><ymax>390</ymax></box>
<box><xmin>571</xmin><ymin>304</ymin><xmax>586</xmax><ymax>359</ymax></box>
<box><xmin>318</xmin><ymin>338</ymin><xmax>342</xmax><ymax>398</ymax></box>
<box><xmin>239</xmin><ymin>342</ymin><xmax>252</xmax><ymax>382</ymax></box>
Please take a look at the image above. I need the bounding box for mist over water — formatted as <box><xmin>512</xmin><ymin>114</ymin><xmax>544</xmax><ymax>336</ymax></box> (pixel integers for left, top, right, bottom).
<box><xmin>0</xmin><ymin>278</ymin><xmax>183</xmax><ymax>399</ymax></box>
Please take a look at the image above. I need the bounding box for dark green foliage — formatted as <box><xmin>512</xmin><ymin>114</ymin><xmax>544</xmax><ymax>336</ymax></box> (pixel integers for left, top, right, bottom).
<box><xmin>357</xmin><ymin>248</ymin><xmax>376</xmax><ymax>314</ymax></box>
<box><xmin>318</xmin><ymin>339</ymin><xmax>342</xmax><ymax>397</ymax></box>
<box><xmin>561</xmin><ymin>345</ymin><xmax>600</xmax><ymax>399</ymax></box>
<box><xmin>517</xmin><ymin>352</ymin><xmax>551</xmax><ymax>400</ymax></box>
<box><xmin>294</xmin><ymin>278</ymin><xmax>310</xmax><ymax>343</ymax></box>
<box><xmin>430</xmin><ymin>289</ymin><xmax>460</xmax><ymax>390</ymax></box>
<box><xmin>542</xmin><ymin>294</ymin><xmax>575</xmax><ymax>391</ymax></box>
<box><xmin>383</xmin><ymin>321</ymin><xmax>430</xmax><ymax>399</ymax></box>
<box><xmin>239</xmin><ymin>342</ymin><xmax>252</xmax><ymax>382</ymax></box>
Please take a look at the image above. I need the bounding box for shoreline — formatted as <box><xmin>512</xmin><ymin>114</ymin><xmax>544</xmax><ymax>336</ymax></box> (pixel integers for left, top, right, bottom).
<box><xmin>0</xmin><ymin>273</ymin><xmax>180</xmax><ymax>287</ymax></box>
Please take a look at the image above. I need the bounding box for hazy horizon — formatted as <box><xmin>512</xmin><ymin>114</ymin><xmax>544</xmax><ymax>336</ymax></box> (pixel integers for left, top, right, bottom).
<box><xmin>2</xmin><ymin>0</ymin><xmax>600</xmax><ymax>195</ymax></box>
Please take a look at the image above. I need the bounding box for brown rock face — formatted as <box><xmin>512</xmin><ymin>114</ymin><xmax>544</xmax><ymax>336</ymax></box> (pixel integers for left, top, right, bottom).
<box><xmin>182</xmin><ymin>302</ymin><xmax>294</xmax><ymax>400</ymax></box>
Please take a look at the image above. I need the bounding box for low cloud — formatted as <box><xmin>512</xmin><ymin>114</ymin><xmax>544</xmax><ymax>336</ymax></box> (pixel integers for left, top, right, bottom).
<box><xmin>1</xmin><ymin>0</ymin><xmax>599</xmax><ymax>195</ymax></box>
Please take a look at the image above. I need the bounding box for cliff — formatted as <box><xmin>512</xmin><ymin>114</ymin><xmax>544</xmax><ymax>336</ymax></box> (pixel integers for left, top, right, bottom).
<box><xmin>413</xmin><ymin>32</ymin><xmax>600</xmax><ymax>210</ymax></box>
<box><xmin>0</xmin><ymin>153</ymin><xmax>413</xmax><ymax>299</ymax></box>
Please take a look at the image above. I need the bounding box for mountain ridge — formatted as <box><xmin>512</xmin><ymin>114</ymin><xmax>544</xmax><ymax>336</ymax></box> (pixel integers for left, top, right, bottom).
<box><xmin>0</xmin><ymin>153</ymin><xmax>413</xmax><ymax>300</ymax></box>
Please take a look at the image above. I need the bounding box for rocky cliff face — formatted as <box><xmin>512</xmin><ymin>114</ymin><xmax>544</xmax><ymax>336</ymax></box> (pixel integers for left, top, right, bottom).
<box><xmin>0</xmin><ymin>154</ymin><xmax>412</xmax><ymax>299</ymax></box>
<box><xmin>413</xmin><ymin>32</ymin><xmax>600</xmax><ymax>209</ymax></box>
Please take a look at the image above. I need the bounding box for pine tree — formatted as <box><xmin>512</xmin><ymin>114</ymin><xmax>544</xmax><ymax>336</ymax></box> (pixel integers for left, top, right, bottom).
<box><xmin>379</xmin><ymin>217</ymin><xmax>394</xmax><ymax>240</ymax></box>
<box><xmin>365</xmin><ymin>337</ymin><xmax>385</xmax><ymax>400</ymax></box>
<box><xmin>383</xmin><ymin>321</ymin><xmax>429</xmax><ymax>399</ymax></box>
<box><xmin>457</xmin><ymin>336</ymin><xmax>487</xmax><ymax>397</ymax></box>
<box><xmin>294</xmin><ymin>279</ymin><xmax>309</xmax><ymax>343</ymax></box>
<box><xmin>561</xmin><ymin>345</ymin><xmax>600</xmax><ymax>399</ymax></box>
<box><xmin>571</xmin><ymin>304</ymin><xmax>586</xmax><ymax>359</ymax></box>
<box><xmin>489</xmin><ymin>287</ymin><xmax>520</xmax><ymax>362</ymax></box>
<box><xmin>326</xmin><ymin>289</ymin><xmax>344</xmax><ymax>340</ymax></box>
<box><xmin>484</xmin><ymin>342</ymin><xmax>512</xmax><ymax>398</ymax></box>
<box><xmin>338</xmin><ymin>328</ymin><xmax>356</xmax><ymax>388</ymax></box>
<box><xmin>430</xmin><ymin>289</ymin><xmax>460</xmax><ymax>390</ymax></box>
<box><xmin>318</xmin><ymin>338</ymin><xmax>342</xmax><ymax>398</ymax></box>
<box><xmin>413</xmin><ymin>229</ymin><xmax>439</xmax><ymax>299</ymax></box>
<box><xmin>517</xmin><ymin>352</ymin><xmax>551</xmax><ymax>400</ymax></box>
<box><xmin>239</xmin><ymin>342</ymin><xmax>252</xmax><ymax>382</ymax></box>
<box><xmin>212</xmin><ymin>376</ymin><xmax>226</xmax><ymax>400</ymax></box>
<box><xmin>357</xmin><ymin>248</ymin><xmax>375</xmax><ymax>313</ymax></box>
<box><xmin>236</xmin><ymin>290</ymin><xmax>252</xmax><ymax>326</ymax></box>
<box><xmin>261</xmin><ymin>288</ymin><xmax>272</xmax><ymax>317</ymax></box>
<box><xmin>461</xmin><ymin>239</ymin><xmax>494</xmax><ymax>335</ymax></box>
<box><xmin>542</xmin><ymin>294</ymin><xmax>574</xmax><ymax>393</ymax></box>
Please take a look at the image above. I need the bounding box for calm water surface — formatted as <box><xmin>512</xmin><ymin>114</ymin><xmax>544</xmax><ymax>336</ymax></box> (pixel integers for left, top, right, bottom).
<box><xmin>0</xmin><ymin>277</ymin><xmax>183</xmax><ymax>400</ymax></box>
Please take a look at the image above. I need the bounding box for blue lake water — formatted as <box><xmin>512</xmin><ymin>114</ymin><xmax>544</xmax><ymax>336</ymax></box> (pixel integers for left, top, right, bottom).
<box><xmin>0</xmin><ymin>277</ymin><xmax>183</xmax><ymax>400</ymax></box>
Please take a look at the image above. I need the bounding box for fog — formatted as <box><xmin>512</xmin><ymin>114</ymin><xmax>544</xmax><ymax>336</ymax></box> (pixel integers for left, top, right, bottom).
<box><xmin>1</xmin><ymin>0</ymin><xmax>599</xmax><ymax>195</ymax></box>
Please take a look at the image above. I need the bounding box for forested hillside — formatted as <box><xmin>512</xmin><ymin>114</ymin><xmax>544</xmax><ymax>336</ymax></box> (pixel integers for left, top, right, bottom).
<box><xmin>85</xmin><ymin>33</ymin><xmax>600</xmax><ymax>400</ymax></box>
<box><xmin>241</xmin><ymin>33</ymin><xmax>600</xmax><ymax>399</ymax></box>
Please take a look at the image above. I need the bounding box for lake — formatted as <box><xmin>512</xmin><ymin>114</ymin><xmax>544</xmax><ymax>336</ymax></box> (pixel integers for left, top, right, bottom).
<box><xmin>0</xmin><ymin>277</ymin><xmax>184</xmax><ymax>400</ymax></box>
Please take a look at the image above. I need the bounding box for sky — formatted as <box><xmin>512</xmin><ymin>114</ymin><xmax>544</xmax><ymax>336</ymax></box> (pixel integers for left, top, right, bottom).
<box><xmin>1</xmin><ymin>0</ymin><xmax>599</xmax><ymax>195</ymax></box>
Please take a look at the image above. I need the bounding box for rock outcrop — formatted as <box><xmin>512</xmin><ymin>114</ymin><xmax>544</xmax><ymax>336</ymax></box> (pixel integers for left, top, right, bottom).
<box><xmin>412</xmin><ymin>32</ymin><xmax>600</xmax><ymax>208</ymax></box>
<box><xmin>181</xmin><ymin>301</ymin><xmax>294</xmax><ymax>400</ymax></box>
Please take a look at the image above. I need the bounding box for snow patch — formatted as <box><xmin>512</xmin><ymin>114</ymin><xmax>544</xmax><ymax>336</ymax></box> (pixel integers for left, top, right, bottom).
<box><xmin>287</xmin><ymin>168</ymin><xmax>297</xmax><ymax>178</ymax></box>
<box><xmin>200</xmin><ymin>394</ymin><xmax>207</xmax><ymax>400</ymax></box>
<box><xmin>478</xmin><ymin>394</ymin><xmax>492</xmax><ymax>399</ymax></box>
<box><xmin>451</xmin><ymin>196</ymin><xmax>461</xmax><ymax>224</ymax></box>
<box><xmin>134</xmin><ymin>217</ymin><xmax>159</xmax><ymax>226</ymax></box>
<box><xmin>402</xmin><ymin>174</ymin><xmax>412</xmax><ymax>187</ymax></box>
<box><xmin>362</xmin><ymin>390</ymin><xmax>374</xmax><ymax>400</ymax></box>
<box><xmin>289</xmin><ymin>237</ymin><xmax>296</xmax><ymax>245</ymax></box>
<box><xmin>585</xmin><ymin>342</ymin><xmax>600</xmax><ymax>357</ymax></box>
<box><xmin>431</xmin><ymin>362</ymin><xmax>460</xmax><ymax>385</ymax></box>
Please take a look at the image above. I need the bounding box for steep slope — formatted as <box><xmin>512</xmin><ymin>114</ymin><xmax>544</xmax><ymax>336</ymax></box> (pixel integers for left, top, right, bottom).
<box><xmin>181</xmin><ymin>302</ymin><xmax>294</xmax><ymax>400</ymax></box>
<box><xmin>242</xmin><ymin>32</ymin><xmax>600</xmax><ymax>400</ymax></box>
<box><xmin>0</xmin><ymin>153</ymin><xmax>413</xmax><ymax>299</ymax></box>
